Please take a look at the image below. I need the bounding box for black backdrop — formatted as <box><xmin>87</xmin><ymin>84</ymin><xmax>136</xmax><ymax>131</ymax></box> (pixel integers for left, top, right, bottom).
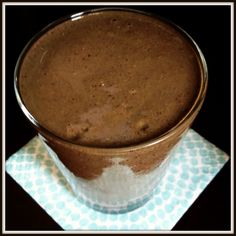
<box><xmin>5</xmin><ymin>5</ymin><xmax>231</xmax><ymax>231</ymax></box>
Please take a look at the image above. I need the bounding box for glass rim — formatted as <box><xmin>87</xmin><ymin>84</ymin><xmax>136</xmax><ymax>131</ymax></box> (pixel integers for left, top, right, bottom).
<box><xmin>14</xmin><ymin>7</ymin><xmax>208</xmax><ymax>153</ymax></box>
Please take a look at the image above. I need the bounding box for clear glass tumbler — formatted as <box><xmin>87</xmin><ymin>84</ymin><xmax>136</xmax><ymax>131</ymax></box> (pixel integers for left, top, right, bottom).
<box><xmin>14</xmin><ymin>8</ymin><xmax>208</xmax><ymax>213</ymax></box>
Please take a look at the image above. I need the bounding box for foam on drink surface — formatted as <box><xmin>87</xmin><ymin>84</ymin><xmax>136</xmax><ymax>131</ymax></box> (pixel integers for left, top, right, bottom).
<box><xmin>19</xmin><ymin>11</ymin><xmax>201</xmax><ymax>147</ymax></box>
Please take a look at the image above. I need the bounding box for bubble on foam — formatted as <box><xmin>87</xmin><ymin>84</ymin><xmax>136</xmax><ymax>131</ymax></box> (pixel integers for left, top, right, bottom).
<box><xmin>135</xmin><ymin>119</ymin><xmax>150</xmax><ymax>133</ymax></box>
<box><xmin>66</xmin><ymin>122</ymin><xmax>90</xmax><ymax>140</ymax></box>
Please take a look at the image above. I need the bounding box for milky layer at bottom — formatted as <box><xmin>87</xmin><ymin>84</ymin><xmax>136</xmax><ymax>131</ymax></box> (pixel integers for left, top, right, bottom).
<box><xmin>40</xmin><ymin>135</ymin><xmax>174</xmax><ymax>213</ymax></box>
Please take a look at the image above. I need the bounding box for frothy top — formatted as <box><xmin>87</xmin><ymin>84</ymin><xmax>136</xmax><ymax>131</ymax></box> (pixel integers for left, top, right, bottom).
<box><xmin>19</xmin><ymin>10</ymin><xmax>201</xmax><ymax>147</ymax></box>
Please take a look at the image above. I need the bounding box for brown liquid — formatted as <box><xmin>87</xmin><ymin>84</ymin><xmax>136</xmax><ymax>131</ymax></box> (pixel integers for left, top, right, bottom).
<box><xmin>19</xmin><ymin>10</ymin><xmax>201</xmax><ymax>147</ymax></box>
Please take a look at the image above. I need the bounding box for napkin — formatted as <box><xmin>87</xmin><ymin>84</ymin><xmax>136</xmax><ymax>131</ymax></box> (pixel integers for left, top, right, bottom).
<box><xmin>5</xmin><ymin>129</ymin><xmax>229</xmax><ymax>230</ymax></box>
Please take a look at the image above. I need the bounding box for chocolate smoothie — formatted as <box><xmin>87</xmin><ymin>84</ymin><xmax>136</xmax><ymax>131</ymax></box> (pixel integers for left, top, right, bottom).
<box><xmin>19</xmin><ymin>10</ymin><xmax>201</xmax><ymax>148</ymax></box>
<box><xmin>16</xmin><ymin>9</ymin><xmax>207</xmax><ymax>212</ymax></box>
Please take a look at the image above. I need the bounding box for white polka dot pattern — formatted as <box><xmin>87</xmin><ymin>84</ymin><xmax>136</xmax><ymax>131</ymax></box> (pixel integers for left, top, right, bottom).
<box><xmin>6</xmin><ymin>129</ymin><xmax>229</xmax><ymax>230</ymax></box>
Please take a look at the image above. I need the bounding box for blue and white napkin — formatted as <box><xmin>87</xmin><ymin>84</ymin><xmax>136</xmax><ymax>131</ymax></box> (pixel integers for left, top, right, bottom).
<box><xmin>6</xmin><ymin>129</ymin><xmax>229</xmax><ymax>230</ymax></box>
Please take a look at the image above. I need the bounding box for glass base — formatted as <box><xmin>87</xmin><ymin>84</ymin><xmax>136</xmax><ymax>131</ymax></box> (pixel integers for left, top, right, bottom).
<box><xmin>76</xmin><ymin>191</ymin><xmax>154</xmax><ymax>214</ymax></box>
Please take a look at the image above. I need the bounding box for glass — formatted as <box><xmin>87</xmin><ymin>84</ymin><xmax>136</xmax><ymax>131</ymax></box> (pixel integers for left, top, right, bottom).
<box><xmin>14</xmin><ymin>8</ymin><xmax>208</xmax><ymax>213</ymax></box>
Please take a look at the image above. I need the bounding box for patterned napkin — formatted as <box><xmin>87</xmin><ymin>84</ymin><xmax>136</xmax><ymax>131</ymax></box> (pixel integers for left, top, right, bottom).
<box><xmin>6</xmin><ymin>129</ymin><xmax>229</xmax><ymax>230</ymax></box>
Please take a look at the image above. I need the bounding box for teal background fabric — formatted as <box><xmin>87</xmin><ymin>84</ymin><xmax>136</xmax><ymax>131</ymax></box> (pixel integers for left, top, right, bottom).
<box><xmin>5</xmin><ymin>129</ymin><xmax>229</xmax><ymax>230</ymax></box>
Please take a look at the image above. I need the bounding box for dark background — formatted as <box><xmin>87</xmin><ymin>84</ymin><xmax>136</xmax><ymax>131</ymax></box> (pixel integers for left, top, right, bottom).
<box><xmin>5</xmin><ymin>5</ymin><xmax>231</xmax><ymax>231</ymax></box>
